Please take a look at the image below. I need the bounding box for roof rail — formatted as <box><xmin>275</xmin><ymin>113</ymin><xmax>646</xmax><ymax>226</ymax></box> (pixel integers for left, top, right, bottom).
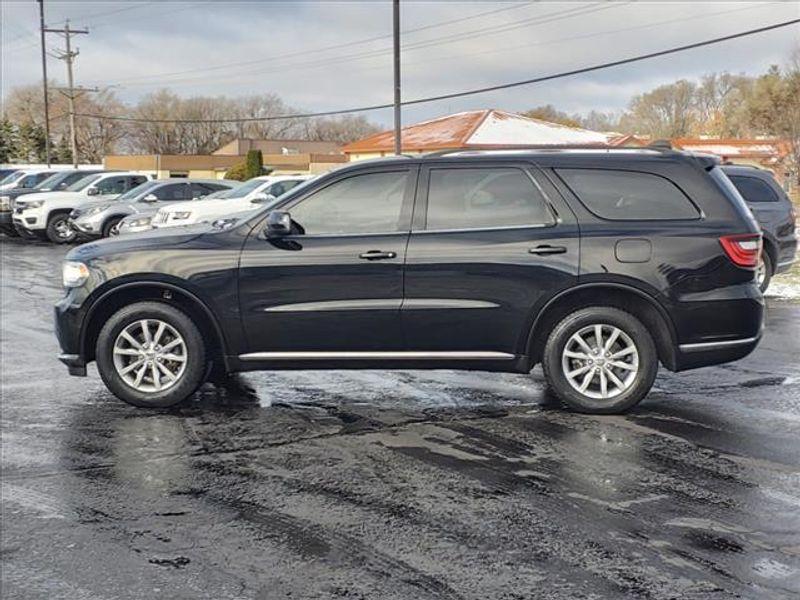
<box><xmin>646</xmin><ymin>139</ymin><xmax>674</xmax><ymax>152</ymax></box>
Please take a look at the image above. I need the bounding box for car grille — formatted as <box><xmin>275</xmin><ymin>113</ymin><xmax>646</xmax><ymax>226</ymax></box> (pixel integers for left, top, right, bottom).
<box><xmin>152</xmin><ymin>211</ymin><xmax>168</xmax><ymax>224</ymax></box>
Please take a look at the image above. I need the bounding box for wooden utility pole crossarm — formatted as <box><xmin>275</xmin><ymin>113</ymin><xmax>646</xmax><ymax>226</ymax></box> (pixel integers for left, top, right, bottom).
<box><xmin>44</xmin><ymin>20</ymin><xmax>90</xmax><ymax>168</ymax></box>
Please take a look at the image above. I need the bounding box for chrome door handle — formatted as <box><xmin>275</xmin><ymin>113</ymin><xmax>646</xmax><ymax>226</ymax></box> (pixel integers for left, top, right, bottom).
<box><xmin>359</xmin><ymin>250</ymin><xmax>397</xmax><ymax>260</ymax></box>
<box><xmin>529</xmin><ymin>245</ymin><xmax>567</xmax><ymax>255</ymax></box>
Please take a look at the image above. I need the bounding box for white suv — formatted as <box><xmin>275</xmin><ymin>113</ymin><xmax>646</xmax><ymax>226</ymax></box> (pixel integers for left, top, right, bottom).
<box><xmin>151</xmin><ymin>175</ymin><xmax>312</xmax><ymax>229</ymax></box>
<box><xmin>13</xmin><ymin>172</ymin><xmax>152</xmax><ymax>243</ymax></box>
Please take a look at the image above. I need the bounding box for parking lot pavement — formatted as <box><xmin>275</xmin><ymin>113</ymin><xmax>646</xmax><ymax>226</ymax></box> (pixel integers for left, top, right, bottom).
<box><xmin>1</xmin><ymin>239</ymin><xmax>798</xmax><ymax>600</ymax></box>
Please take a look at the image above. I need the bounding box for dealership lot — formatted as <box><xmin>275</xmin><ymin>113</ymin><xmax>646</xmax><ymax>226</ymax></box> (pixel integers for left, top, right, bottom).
<box><xmin>1</xmin><ymin>239</ymin><xmax>799</xmax><ymax>599</ymax></box>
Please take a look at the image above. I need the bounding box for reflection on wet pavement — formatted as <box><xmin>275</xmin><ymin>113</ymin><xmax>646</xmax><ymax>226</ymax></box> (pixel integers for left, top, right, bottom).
<box><xmin>2</xmin><ymin>239</ymin><xmax>799</xmax><ymax>599</ymax></box>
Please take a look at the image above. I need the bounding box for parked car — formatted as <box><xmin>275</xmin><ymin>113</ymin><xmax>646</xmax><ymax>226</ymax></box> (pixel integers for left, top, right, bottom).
<box><xmin>113</xmin><ymin>187</ymin><xmax>238</xmax><ymax>236</ymax></box>
<box><xmin>721</xmin><ymin>164</ymin><xmax>797</xmax><ymax>292</ymax></box>
<box><xmin>56</xmin><ymin>149</ymin><xmax>764</xmax><ymax>413</ymax></box>
<box><xmin>13</xmin><ymin>172</ymin><xmax>152</xmax><ymax>243</ymax></box>
<box><xmin>0</xmin><ymin>168</ymin><xmax>21</xmax><ymax>182</ymax></box>
<box><xmin>1</xmin><ymin>169</ymin><xmax>106</xmax><ymax>236</ymax></box>
<box><xmin>151</xmin><ymin>175</ymin><xmax>312</xmax><ymax>229</ymax></box>
<box><xmin>0</xmin><ymin>168</ymin><xmax>58</xmax><ymax>192</ymax></box>
<box><xmin>69</xmin><ymin>179</ymin><xmax>238</xmax><ymax>239</ymax></box>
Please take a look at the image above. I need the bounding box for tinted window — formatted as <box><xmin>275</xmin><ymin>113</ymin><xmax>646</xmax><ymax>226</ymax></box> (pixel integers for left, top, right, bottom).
<box><xmin>268</xmin><ymin>179</ymin><xmax>303</xmax><ymax>198</ymax></box>
<box><xmin>67</xmin><ymin>174</ymin><xmax>102</xmax><ymax>191</ymax></box>
<box><xmin>18</xmin><ymin>174</ymin><xmax>41</xmax><ymax>188</ymax></box>
<box><xmin>153</xmin><ymin>183</ymin><xmax>191</xmax><ymax>201</ymax></box>
<box><xmin>425</xmin><ymin>168</ymin><xmax>553</xmax><ymax>230</ymax></box>
<box><xmin>557</xmin><ymin>168</ymin><xmax>700</xmax><ymax>220</ymax></box>
<box><xmin>728</xmin><ymin>175</ymin><xmax>780</xmax><ymax>203</ymax></box>
<box><xmin>290</xmin><ymin>171</ymin><xmax>408</xmax><ymax>235</ymax></box>
<box><xmin>128</xmin><ymin>176</ymin><xmax>148</xmax><ymax>189</ymax></box>
<box><xmin>95</xmin><ymin>176</ymin><xmax>129</xmax><ymax>195</ymax></box>
<box><xmin>60</xmin><ymin>172</ymin><xmax>91</xmax><ymax>188</ymax></box>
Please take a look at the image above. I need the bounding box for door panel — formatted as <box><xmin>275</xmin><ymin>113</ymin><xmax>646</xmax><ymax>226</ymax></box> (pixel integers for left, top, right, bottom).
<box><xmin>402</xmin><ymin>164</ymin><xmax>580</xmax><ymax>355</ymax></box>
<box><xmin>238</xmin><ymin>167</ymin><xmax>417</xmax><ymax>353</ymax></box>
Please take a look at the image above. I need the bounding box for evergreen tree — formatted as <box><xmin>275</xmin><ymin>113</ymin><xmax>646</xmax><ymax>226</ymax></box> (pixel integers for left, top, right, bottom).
<box><xmin>0</xmin><ymin>119</ymin><xmax>18</xmax><ymax>163</ymax></box>
<box><xmin>245</xmin><ymin>149</ymin><xmax>263</xmax><ymax>179</ymax></box>
<box><xmin>55</xmin><ymin>135</ymin><xmax>73</xmax><ymax>164</ymax></box>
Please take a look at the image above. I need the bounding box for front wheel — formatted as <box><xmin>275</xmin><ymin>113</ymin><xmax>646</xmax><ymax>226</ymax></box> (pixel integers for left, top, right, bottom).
<box><xmin>96</xmin><ymin>302</ymin><xmax>207</xmax><ymax>408</ymax></box>
<box><xmin>542</xmin><ymin>307</ymin><xmax>658</xmax><ymax>414</ymax></box>
<box><xmin>102</xmin><ymin>216</ymin><xmax>123</xmax><ymax>238</ymax></box>
<box><xmin>46</xmin><ymin>213</ymin><xmax>77</xmax><ymax>244</ymax></box>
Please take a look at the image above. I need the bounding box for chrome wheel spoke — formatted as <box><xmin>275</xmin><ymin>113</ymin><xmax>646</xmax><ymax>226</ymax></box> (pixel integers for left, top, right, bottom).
<box><xmin>156</xmin><ymin>362</ymin><xmax>177</xmax><ymax>382</ymax></box>
<box><xmin>564</xmin><ymin>350</ymin><xmax>591</xmax><ymax>360</ymax></box>
<box><xmin>610</xmin><ymin>360</ymin><xmax>636</xmax><ymax>371</ymax></box>
<box><xmin>153</xmin><ymin>321</ymin><xmax>166</xmax><ymax>345</ymax></box>
<box><xmin>606</xmin><ymin>368</ymin><xmax>626</xmax><ymax>389</ymax></box>
<box><xmin>574</xmin><ymin>334</ymin><xmax>594</xmax><ymax>355</ymax></box>
<box><xmin>604</xmin><ymin>328</ymin><xmax>621</xmax><ymax>352</ymax></box>
<box><xmin>133</xmin><ymin>364</ymin><xmax>147</xmax><ymax>387</ymax></box>
<box><xmin>161</xmin><ymin>338</ymin><xmax>182</xmax><ymax>352</ymax></box>
<box><xmin>160</xmin><ymin>353</ymin><xmax>186</xmax><ymax>362</ymax></box>
<box><xmin>609</xmin><ymin>346</ymin><xmax>636</xmax><ymax>359</ymax></box>
<box><xmin>578</xmin><ymin>369</ymin><xmax>595</xmax><ymax>392</ymax></box>
<box><xmin>114</xmin><ymin>347</ymin><xmax>140</xmax><ymax>357</ymax></box>
<box><xmin>120</xmin><ymin>358</ymin><xmax>145</xmax><ymax>375</ymax></box>
<box><xmin>151</xmin><ymin>363</ymin><xmax>161</xmax><ymax>390</ymax></box>
<box><xmin>599</xmin><ymin>370</ymin><xmax>608</xmax><ymax>398</ymax></box>
<box><xmin>141</xmin><ymin>320</ymin><xmax>152</xmax><ymax>345</ymax></box>
<box><xmin>567</xmin><ymin>364</ymin><xmax>592</xmax><ymax>378</ymax></box>
<box><xmin>594</xmin><ymin>325</ymin><xmax>603</xmax><ymax>349</ymax></box>
<box><xmin>120</xmin><ymin>330</ymin><xmax>142</xmax><ymax>350</ymax></box>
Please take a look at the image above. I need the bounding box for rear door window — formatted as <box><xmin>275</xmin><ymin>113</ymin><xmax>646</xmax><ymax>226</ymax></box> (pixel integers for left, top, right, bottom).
<box><xmin>727</xmin><ymin>175</ymin><xmax>780</xmax><ymax>203</ymax></box>
<box><xmin>556</xmin><ymin>168</ymin><xmax>700</xmax><ymax>220</ymax></box>
<box><xmin>424</xmin><ymin>167</ymin><xmax>554</xmax><ymax>230</ymax></box>
<box><xmin>153</xmin><ymin>183</ymin><xmax>191</xmax><ymax>201</ymax></box>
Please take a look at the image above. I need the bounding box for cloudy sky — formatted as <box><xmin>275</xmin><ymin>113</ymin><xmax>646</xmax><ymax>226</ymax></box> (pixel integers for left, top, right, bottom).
<box><xmin>2</xmin><ymin>1</ymin><xmax>799</xmax><ymax>127</ymax></box>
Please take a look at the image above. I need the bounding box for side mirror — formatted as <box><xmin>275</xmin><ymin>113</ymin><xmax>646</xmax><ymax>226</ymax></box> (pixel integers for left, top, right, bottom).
<box><xmin>143</xmin><ymin>193</ymin><xmax>158</xmax><ymax>202</ymax></box>
<box><xmin>251</xmin><ymin>192</ymin><xmax>275</xmax><ymax>204</ymax></box>
<box><xmin>265</xmin><ymin>210</ymin><xmax>292</xmax><ymax>237</ymax></box>
<box><xmin>57</xmin><ymin>182</ymin><xmax>68</xmax><ymax>190</ymax></box>
<box><xmin>87</xmin><ymin>187</ymin><xmax>99</xmax><ymax>196</ymax></box>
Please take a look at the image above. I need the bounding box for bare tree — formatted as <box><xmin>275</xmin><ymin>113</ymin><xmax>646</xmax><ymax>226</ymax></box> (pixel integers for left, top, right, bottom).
<box><xmin>622</xmin><ymin>80</ymin><xmax>698</xmax><ymax>138</ymax></box>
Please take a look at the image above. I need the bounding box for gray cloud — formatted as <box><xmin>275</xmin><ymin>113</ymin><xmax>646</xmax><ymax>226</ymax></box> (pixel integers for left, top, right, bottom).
<box><xmin>2</xmin><ymin>1</ymin><xmax>798</xmax><ymax>127</ymax></box>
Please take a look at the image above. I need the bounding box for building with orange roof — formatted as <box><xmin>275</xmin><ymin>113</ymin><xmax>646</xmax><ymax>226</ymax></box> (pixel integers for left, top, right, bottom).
<box><xmin>342</xmin><ymin>109</ymin><xmax>625</xmax><ymax>161</ymax></box>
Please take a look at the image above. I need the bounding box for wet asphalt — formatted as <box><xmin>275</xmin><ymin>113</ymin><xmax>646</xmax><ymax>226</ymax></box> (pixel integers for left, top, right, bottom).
<box><xmin>1</xmin><ymin>238</ymin><xmax>798</xmax><ymax>600</ymax></box>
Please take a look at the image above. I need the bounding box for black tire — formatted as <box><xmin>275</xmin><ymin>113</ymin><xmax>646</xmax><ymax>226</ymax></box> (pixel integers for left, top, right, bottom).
<box><xmin>46</xmin><ymin>213</ymin><xmax>77</xmax><ymax>244</ymax></box>
<box><xmin>96</xmin><ymin>301</ymin><xmax>206</xmax><ymax>408</ymax></box>
<box><xmin>102</xmin><ymin>216</ymin><xmax>123</xmax><ymax>238</ymax></box>
<box><xmin>757</xmin><ymin>251</ymin><xmax>772</xmax><ymax>293</ymax></box>
<box><xmin>542</xmin><ymin>306</ymin><xmax>658</xmax><ymax>414</ymax></box>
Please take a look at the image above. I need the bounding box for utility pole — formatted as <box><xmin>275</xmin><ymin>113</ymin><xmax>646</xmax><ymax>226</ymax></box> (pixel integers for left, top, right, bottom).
<box><xmin>44</xmin><ymin>20</ymin><xmax>93</xmax><ymax>168</ymax></box>
<box><xmin>392</xmin><ymin>0</ymin><xmax>401</xmax><ymax>155</ymax></box>
<box><xmin>38</xmin><ymin>0</ymin><xmax>51</xmax><ymax>167</ymax></box>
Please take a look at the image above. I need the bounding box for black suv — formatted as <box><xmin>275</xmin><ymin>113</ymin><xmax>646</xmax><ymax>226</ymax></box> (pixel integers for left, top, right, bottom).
<box><xmin>721</xmin><ymin>164</ymin><xmax>797</xmax><ymax>292</ymax></box>
<box><xmin>55</xmin><ymin>149</ymin><xmax>764</xmax><ymax>414</ymax></box>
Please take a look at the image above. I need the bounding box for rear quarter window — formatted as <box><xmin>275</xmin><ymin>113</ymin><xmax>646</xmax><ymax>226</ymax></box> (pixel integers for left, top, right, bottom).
<box><xmin>727</xmin><ymin>175</ymin><xmax>780</xmax><ymax>203</ymax></box>
<box><xmin>555</xmin><ymin>168</ymin><xmax>700</xmax><ymax>220</ymax></box>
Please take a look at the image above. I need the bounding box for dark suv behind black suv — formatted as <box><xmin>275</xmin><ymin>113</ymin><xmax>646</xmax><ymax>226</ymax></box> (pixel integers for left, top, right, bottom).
<box><xmin>721</xmin><ymin>164</ymin><xmax>797</xmax><ymax>292</ymax></box>
<box><xmin>55</xmin><ymin>149</ymin><xmax>764</xmax><ymax>413</ymax></box>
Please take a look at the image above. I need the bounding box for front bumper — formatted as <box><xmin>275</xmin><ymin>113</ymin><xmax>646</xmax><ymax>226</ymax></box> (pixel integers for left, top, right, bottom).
<box><xmin>54</xmin><ymin>291</ymin><xmax>88</xmax><ymax>377</ymax></box>
<box><xmin>68</xmin><ymin>217</ymin><xmax>102</xmax><ymax>238</ymax></box>
<box><xmin>13</xmin><ymin>207</ymin><xmax>46</xmax><ymax>231</ymax></box>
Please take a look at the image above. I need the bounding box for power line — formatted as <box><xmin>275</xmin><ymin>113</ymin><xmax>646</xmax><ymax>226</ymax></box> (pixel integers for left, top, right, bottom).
<box><xmin>74</xmin><ymin>18</ymin><xmax>800</xmax><ymax>125</ymax></box>
<box><xmin>89</xmin><ymin>1</ymin><xmax>546</xmax><ymax>85</ymax></box>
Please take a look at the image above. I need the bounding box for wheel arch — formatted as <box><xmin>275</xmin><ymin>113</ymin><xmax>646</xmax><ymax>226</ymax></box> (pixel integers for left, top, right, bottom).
<box><xmin>81</xmin><ymin>280</ymin><xmax>230</xmax><ymax>373</ymax></box>
<box><xmin>525</xmin><ymin>283</ymin><xmax>679</xmax><ymax>371</ymax></box>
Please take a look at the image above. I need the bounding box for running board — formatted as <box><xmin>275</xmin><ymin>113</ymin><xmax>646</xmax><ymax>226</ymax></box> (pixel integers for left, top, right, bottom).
<box><xmin>238</xmin><ymin>351</ymin><xmax>515</xmax><ymax>361</ymax></box>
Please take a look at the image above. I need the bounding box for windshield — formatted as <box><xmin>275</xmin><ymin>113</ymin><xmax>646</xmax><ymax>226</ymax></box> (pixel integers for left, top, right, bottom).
<box><xmin>37</xmin><ymin>172</ymin><xmax>71</xmax><ymax>190</ymax></box>
<box><xmin>225</xmin><ymin>178</ymin><xmax>268</xmax><ymax>199</ymax></box>
<box><xmin>66</xmin><ymin>174</ymin><xmax>103</xmax><ymax>192</ymax></box>
<box><xmin>0</xmin><ymin>171</ymin><xmax>25</xmax><ymax>185</ymax></box>
<box><xmin>118</xmin><ymin>180</ymin><xmax>160</xmax><ymax>201</ymax></box>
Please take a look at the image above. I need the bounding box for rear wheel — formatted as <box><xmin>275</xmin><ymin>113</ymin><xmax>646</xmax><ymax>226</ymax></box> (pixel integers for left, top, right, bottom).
<box><xmin>46</xmin><ymin>213</ymin><xmax>77</xmax><ymax>244</ymax></box>
<box><xmin>96</xmin><ymin>302</ymin><xmax>206</xmax><ymax>408</ymax></box>
<box><xmin>542</xmin><ymin>306</ymin><xmax>658</xmax><ymax>414</ymax></box>
<box><xmin>756</xmin><ymin>251</ymin><xmax>772</xmax><ymax>293</ymax></box>
<box><xmin>102</xmin><ymin>216</ymin><xmax>123</xmax><ymax>238</ymax></box>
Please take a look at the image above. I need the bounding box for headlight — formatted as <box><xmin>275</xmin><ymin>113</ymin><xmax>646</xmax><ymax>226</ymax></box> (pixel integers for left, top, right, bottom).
<box><xmin>62</xmin><ymin>261</ymin><xmax>90</xmax><ymax>288</ymax></box>
<box><xmin>0</xmin><ymin>196</ymin><xmax>10</xmax><ymax>210</ymax></box>
<box><xmin>171</xmin><ymin>211</ymin><xmax>192</xmax><ymax>220</ymax></box>
<box><xmin>85</xmin><ymin>204</ymin><xmax>111</xmax><ymax>217</ymax></box>
<box><xmin>21</xmin><ymin>200</ymin><xmax>45</xmax><ymax>209</ymax></box>
<box><xmin>127</xmin><ymin>217</ymin><xmax>152</xmax><ymax>228</ymax></box>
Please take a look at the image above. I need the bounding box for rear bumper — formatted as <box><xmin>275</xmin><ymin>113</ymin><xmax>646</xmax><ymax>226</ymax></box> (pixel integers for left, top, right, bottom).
<box><xmin>671</xmin><ymin>282</ymin><xmax>764</xmax><ymax>371</ymax></box>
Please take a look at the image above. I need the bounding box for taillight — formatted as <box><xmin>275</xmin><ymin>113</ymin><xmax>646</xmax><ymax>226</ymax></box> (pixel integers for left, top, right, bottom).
<box><xmin>719</xmin><ymin>234</ymin><xmax>762</xmax><ymax>269</ymax></box>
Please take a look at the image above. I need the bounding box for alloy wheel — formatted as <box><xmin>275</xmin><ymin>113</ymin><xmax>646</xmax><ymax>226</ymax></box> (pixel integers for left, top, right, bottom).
<box><xmin>54</xmin><ymin>218</ymin><xmax>75</xmax><ymax>241</ymax></box>
<box><xmin>112</xmin><ymin>319</ymin><xmax>188</xmax><ymax>393</ymax></box>
<box><xmin>561</xmin><ymin>323</ymin><xmax>639</xmax><ymax>400</ymax></box>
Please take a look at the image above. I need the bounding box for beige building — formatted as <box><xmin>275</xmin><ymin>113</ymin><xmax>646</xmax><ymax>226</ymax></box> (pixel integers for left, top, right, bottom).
<box><xmin>213</xmin><ymin>138</ymin><xmax>342</xmax><ymax>156</ymax></box>
<box><xmin>104</xmin><ymin>152</ymin><xmax>347</xmax><ymax>179</ymax></box>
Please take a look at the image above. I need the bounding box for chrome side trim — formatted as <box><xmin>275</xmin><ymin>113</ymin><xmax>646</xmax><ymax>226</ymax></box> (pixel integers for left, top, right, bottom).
<box><xmin>403</xmin><ymin>299</ymin><xmax>499</xmax><ymax>310</ymax></box>
<box><xmin>776</xmin><ymin>258</ymin><xmax>796</xmax><ymax>268</ymax></box>
<box><xmin>263</xmin><ymin>298</ymin><xmax>499</xmax><ymax>312</ymax></box>
<box><xmin>263</xmin><ymin>299</ymin><xmax>401</xmax><ymax>312</ymax></box>
<box><xmin>238</xmin><ymin>351</ymin><xmax>515</xmax><ymax>361</ymax></box>
<box><xmin>678</xmin><ymin>336</ymin><xmax>760</xmax><ymax>353</ymax></box>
